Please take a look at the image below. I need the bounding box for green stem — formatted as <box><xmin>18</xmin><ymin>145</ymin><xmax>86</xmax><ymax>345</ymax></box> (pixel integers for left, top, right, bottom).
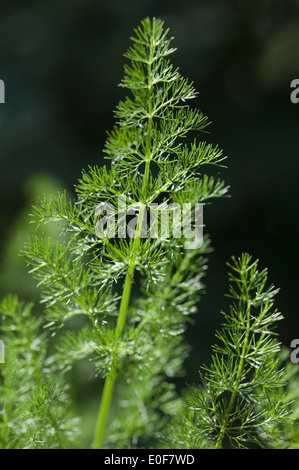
<box><xmin>92</xmin><ymin>32</ymin><xmax>154</xmax><ymax>449</ymax></box>
<box><xmin>91</xmin><ymin>369</ymin><xmax>116</xmax><ymax>449</ymax></box>
<box><xmin>92</xmin><ymin>257</ymin><xmax>136</xmax><ymax>449</ymax></box>
<box><xmin>215</xmin><ymin>293</ymin><xmax>251</xmax><ymax>449</ymax></box>
<box><xmin>92</xmin><ymin>205</ymin><xmax>146</xmax><ymax>449</ymax></box>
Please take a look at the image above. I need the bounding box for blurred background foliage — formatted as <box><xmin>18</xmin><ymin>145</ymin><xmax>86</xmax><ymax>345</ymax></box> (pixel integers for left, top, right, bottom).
<box><xmin>0</xmin><ymin>0</ymin><xmax>299</xmax><ymax>443</ymax></box>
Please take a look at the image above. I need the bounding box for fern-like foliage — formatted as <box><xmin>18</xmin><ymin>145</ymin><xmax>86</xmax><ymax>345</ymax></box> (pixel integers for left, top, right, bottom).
<box><xmin>102</xmin><ymin>240</ymin><xmax>212</xmax><ymax>448</ymax></box>
<box><xmin>0</xmin><ymin>295</ymin><xmax>79</xmax><ymax>449</ymax></box>
<box><xmin>270</xmin><ymin>347</ymin><xmax>299</xmax><ymax>448</ymax></box>
<box><xmin>22</xmin><ymin>17</ymin><xmax>229</xmax><ymax>448</ymax></box>
<box><xmin>168</xmin><ymin>254</ymin><xmax>290</xmax><ymax>449</ymax></box>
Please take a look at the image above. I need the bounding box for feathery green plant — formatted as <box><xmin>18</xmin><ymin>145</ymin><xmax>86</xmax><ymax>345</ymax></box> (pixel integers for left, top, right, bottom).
<box><xmin>13</xmin><ymin>17</ymin><xmax>294</xmax><ymax>450</ymax></box>
<box><xmin>22</xmin><ymin>17</ymin><xmax>228</xmax><ymax>449</ymax></box>
<box><xmin>167</xmin><ymin>254</ymin><xmax>290</xmax><ymax>449</ymax></box>
<box><xmin>0</xmin><ymin>295</ymin><xmax>79</xmax><ymax>448</ymax></box>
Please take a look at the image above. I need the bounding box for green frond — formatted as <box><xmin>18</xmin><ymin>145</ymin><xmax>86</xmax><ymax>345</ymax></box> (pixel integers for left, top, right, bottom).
<box><xmin>0</xmin><ymin>296</ymin><xmax>79</xmax><ymax>448</ymax></box>
<box><xmin>22</xmin><ymin>237</ymin><xmax>118</xmax><ymax>326</ymax></box>
<box><xmin>167</xmin><ymin>254</ymin><xmax>290</xmax><ymax>449</ymax></box>
<box><xmin>20</xmin><ymin>16</ymin><xmax>232</xmax><ymax>449</ymax></box>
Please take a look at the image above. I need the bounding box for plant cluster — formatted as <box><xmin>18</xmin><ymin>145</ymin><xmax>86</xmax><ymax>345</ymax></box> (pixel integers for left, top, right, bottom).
<box><xmin>0</xmin><ymin>295</ymin><xmax>79</xmax><ymax>448</ymax></box>
<box><xmin>0</xmin><ymin>17</ymin><xmax>297</xmax><ymax>449</ymax></box>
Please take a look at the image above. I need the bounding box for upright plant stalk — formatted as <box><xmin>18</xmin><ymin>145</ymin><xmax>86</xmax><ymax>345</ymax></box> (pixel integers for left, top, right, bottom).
<box><xmin>169</xmin><ymin>254</ymin><xmax>290</xmax><ymax>449</ymax></box>
<box><xmin>92</xmin><ymin>204</ymin><xmax>146</xmax><ymax>448</ymax></box>
<box><xmin>214</xmin><ymin>298</ymin><xmax>252</xmax><ymax>449</ymax></box>
<box><xmin>93</xmin><ymin>30</ymin><xmax>156</xmax><ymax>447</ymax></box>
<box><xmin>23</xmin><ymin>17</ymin><xmax>229</xmax><ymax>449</ymax></box>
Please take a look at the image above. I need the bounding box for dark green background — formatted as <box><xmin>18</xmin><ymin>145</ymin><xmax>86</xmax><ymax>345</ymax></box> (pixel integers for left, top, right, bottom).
<box><xmin>0</xmin><ymin>0</ymin><xmax>298</xmax><ymax>387</ymax></box>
